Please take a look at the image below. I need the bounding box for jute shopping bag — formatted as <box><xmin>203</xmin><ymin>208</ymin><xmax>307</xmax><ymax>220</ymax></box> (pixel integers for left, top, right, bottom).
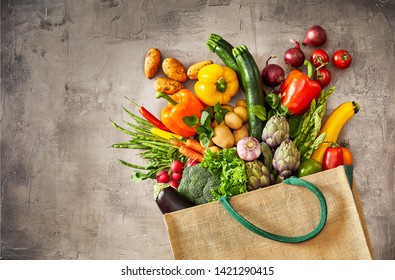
<box><xmin>163</xmin><ymin>166</ymin><xmax>373</xmax><ymax>260</ymax></box>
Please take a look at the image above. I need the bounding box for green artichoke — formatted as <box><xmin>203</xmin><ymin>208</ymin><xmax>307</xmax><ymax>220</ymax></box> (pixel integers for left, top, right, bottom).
<box><xmin>245</xmin><ymin>160</ymin><xmax>274</xmax><ymax>191</ymax></box>
<box><xmin>261</xmin><ymin>115</ymin><xmax>290</xmax><ymax>148</ymax></box>
<box><xmin>272</xmin><ymin>139</ymin><xmax>300</xmax><ymax>178</ymax></box>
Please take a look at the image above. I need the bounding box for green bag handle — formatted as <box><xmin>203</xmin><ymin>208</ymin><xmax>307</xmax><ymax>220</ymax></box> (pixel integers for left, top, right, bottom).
<box><xmin>218</xmin><ymin>176</ymin><xmax>327</xmax><ymax>243</ymax></box>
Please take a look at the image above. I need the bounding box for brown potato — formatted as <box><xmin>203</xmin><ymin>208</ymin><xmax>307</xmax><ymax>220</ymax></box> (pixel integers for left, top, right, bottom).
<box><xmin>154</xmin><ymin>77</ymin><xmax>184</xmax><ymax>95</ymax></box>
<box><xmin>144</xmin><ymin>48</ymin><xmax>161</xmax><ymax>79</ymax></box>
<box><xmin>222</xmin><ymin>104</ymin><xmax>234</xmax><ymax>112</ymax></box>
<box><xmin>233</xmin><ymin>125</ymin><xmax>249</xmax><ymax>144</ymax></box>
<box><xmin>235</xmin><ymin>99</ymin><xmax>247</xmax><ymax>107</ymax></box>
<box><xmin>187</xmin><ymin>60</ymin><xmax>213</xmax><ymax>80</ymax></box>
<box><xmin>208</xmin><ymin>145</ymin><xmax>221</xmax><ymax>153</ymax></box>
<box><xmin>224</xmin><ymin>111</ymin><xmax>243</xmax><ymax>130</ymax></box>
<box><xmin>212</xmin><ymin>124</ymin><xmax>235</xmax><ymax>148</ymax></box>
<box><xmin>162</xmin><ymin>58</ymin><xmax>188</xmax><ymax>82</ymax></box>
<box><xmin>233</xmin><ymin>105</ymin><xmax>248</xmax><ymax>123</ymax></box>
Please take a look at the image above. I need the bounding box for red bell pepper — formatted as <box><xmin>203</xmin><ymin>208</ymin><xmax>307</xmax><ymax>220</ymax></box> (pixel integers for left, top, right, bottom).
<box><xmin>280</xmin><ymin>59</ymin><xmax>322</xmax><ymax>115</ymax></box>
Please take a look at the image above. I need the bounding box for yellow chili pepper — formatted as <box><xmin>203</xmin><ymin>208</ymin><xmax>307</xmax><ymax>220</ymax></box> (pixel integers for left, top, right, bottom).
<box><xmin>150</xmin><ymin>127</ymin><xmax>182</xmax><ymax>140</ymax></box>
<box><xmin>194</xmin><ymin>64</ymin><xmax>239</xmax><ymax>106</ymax></box>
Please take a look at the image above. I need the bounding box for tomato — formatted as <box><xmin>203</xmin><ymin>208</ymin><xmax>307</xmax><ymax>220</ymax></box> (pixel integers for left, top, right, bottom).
<box><xmin>313</xmin><ymin>68</ymin><xmax>331</xmax><ymax>88</ymax></box>
<box><xmin>323</xmin><ymin>146</ymin><xmax>344</xmax><ymax>170</ymax></box>
<box><xmin>297</xmin><ymin>157</ymin><xmax>322</xmax><ymax>177</ymax></box>
<box><xmin>310</xmin><ymin>49</ymin><xmax>329</xmax><ymax>67</ymax></box>
<box><xmin>332</xmin><ymin>49</ymin><xmax>352</xmax><ymax>69</ymax></box>
<box><xmin>341</xmin><ymin>147</ymin><xmax>353</xmax><ymax>165</ymax></box>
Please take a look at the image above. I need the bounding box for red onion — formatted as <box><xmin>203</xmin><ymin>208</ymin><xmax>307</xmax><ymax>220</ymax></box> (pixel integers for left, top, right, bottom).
<box><xmin>303</xmin><ymin>25</ymin><xmax>327</xmax><ymax>47</ymax></box>
<box><xmin>261</xmin><ymin>55</ymin><xmax>285</xmax><ymax>87</ymax></box>
<box><xmin>284</xmin><ymin>40</ymin><xmax>305</xmax><ymax>68</ymax></box>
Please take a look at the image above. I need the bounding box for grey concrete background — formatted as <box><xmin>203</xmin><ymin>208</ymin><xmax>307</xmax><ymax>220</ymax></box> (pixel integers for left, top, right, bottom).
<box><xmin>1</xmin><ymin>0</ymin><xmax>394</xmax><ymax>260</ymax></box>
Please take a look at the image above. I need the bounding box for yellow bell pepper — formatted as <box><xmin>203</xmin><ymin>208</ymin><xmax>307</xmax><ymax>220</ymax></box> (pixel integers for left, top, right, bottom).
<box><xmin>194</xmin><ymin>64</ymin><xmax>239</xmax><ymax>106</ymax></box>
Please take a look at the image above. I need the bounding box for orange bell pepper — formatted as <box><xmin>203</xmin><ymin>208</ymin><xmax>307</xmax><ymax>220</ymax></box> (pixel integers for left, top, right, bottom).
<box><xmin>156</xmin><ymin>89</ymin><xmax>204</xmax><ymax>137</ymax></box>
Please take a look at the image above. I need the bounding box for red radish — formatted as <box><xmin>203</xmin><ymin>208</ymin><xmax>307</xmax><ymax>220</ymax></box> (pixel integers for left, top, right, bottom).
<box><xmin>170</xmin><ymin>160</ymin><xmax>184</xmax><ymax>173</ymax></box>
<box><xmin>171</xmin><ymin>172</ymin><xmax>183</xmax><ymax>181</ymax></box>
<box><xmin>284</xmin><ymin>40</ymin><xmax>305</xmax><ymax>68</ymax></box>
<box><xmin>169</xmin><ymin>180</ymin><xmax>179</xmax><ymax>188</ymax></box>
<box><xmin>185</xmin><ymin>159</ymin><xmax>199</xmax><ymax>168</ymax></box>
<box><xmin>156</xmin><ymin>170</ymin><xmax>170</xmax><ymax>183</ymax></box>
<box><xmin>303</xmin><ymin>25</ymin><xmax>327</xmax><ymax>47</ymax></box>
<box><xmin>261</xmin><ymin>55</ymin><xmax>285</xmax><ymax>87</ymax></box>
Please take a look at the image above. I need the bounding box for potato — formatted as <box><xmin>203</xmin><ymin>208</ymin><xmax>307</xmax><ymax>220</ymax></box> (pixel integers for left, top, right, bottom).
<box><xmin>222</xmin><ymin>104</ymin><xmax>234</xmax><ymax>112</ymax></box>
<box><xmin>224</xmin><ymin>111</ymin><xmax>243</xmax><ymax>130</ymax></box>
<box><xmin>233</xmin><ymin>105</ymin><xmax>248</xmax><ymax>123</ymax></box>
<box><xmin>187</xmin><ymin>60</ymin><xmax>213</xmax><ymax>80</ymax></box>
<box><xmin>154</xmin><ymin>77</ymin><xmax>184</xmax><ymax>95</ymax></box>
<box><xmin>144</xmin><ymin>48</ymin><xmax>161</xmax><ymax>79</ymax></box>
<box><xmin>162</xmin><ymin>57</ymin><xmax>188</xmax><ymax>82</ymax></box>
<box><xmin>235</xmin><ymin>99</ymin><xmax>247</xmax><ymax>107</ymax></box>
<box><xmin>208</xmin><ymin>145</ymin><xmax>221</xmax><ymax>153</ymax></box>
<box><xmin>233</xmin><ymin>125</ymin><xmax>249</xmax><ymax>144</ymax></box>
<box><xmin>212</xmin><ymin>124</ymin><xmax>235</xmax><ymax>148</ymax></box>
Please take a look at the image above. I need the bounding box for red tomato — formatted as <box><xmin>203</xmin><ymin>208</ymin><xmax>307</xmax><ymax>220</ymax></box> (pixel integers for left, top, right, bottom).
<box><xmin>310</xmin><ymin>49</ymin><xmax>330</xmax><ymax>67</ymax></box>
<box><xmin>341</xmin><ymin>147</ymin><xmax>353</xmax><ymax>165</ymax></box>
<box><xmin>332</xmin><ymin>49</ymin><xmax>352</xmax><ymax>69</ymax></box>
<box><xmin>313</xmin><ymin>68</ymin><xmax>331</xmax><ymax>88</ymax></box>
<box><xmin>323</xmin><ymin>146</ymin><xmax>344</xmax><ymax>170</ymax></box>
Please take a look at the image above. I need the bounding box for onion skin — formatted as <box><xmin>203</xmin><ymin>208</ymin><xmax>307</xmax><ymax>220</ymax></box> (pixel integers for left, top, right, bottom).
<box><xmin>236</xmin><ymin>136</ymin><xmax>261</xmax><ymax>161</ymax></box>
<box><xmin>303</xmin><ymin>25</ymin><xmax>327</xmax><ymax>47</ymax></box>
<box><xmin>261</xmin><ymin>56</ymin><xmax>285</xmax><ymax>87</ymax></box>
<box><xmin>284</xmin><ymin>40</ymin><xmax>305</xmax><ymax>68</ymax></box>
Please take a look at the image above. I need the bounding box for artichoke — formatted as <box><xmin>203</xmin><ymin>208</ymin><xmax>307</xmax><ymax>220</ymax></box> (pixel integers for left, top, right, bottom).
<box><xmin>261</xmin><ymin>115</ymin><xmax>290</xmax><ymax>148</ymax></box>
<box><xmin>272</xmin><ymin>139</ymin><xmax>300</xmax><ymax>178</ymax></box>
<box><xmin>245</xmin><ymin>160</ymin><xmax>274</xmax><ymax>191</ymax></box>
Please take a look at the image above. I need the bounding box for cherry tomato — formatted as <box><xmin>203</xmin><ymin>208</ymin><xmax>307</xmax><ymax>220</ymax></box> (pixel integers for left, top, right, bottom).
<box><xmin>323</xmin><ymin>145</ymin><xmax>344</xmax><ymax>170</ymax></box>
<box><xmin>297</xmin><ymin>157</ymin><xmax>322</xmax><ymax>177</ymax></box>
<box><xmin>341</xmin><ymin>147</ymin><xmax>353</xmax><ymax>165</ymax></box>
<box><xmin>310</xmin><ymin>49</ymin><xmax>329</xmax><ymax>67</ymax></box>
<box><xmin>332</xmin><ymin>49</ymin><xmax>352</xmax><ymax>69</ymax></box>
<box><xmin>313</xmin><ymin>68</ymin><xmax>331</xmax><ymax>88</ymax></box>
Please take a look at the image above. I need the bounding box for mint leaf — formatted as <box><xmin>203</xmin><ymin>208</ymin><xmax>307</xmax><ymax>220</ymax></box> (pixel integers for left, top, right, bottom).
<box><xmin>200</xmin><ymin>111</ymin><xmax>211</xmax><ymax>127</ymax></box>
<box><xmin>250</xmin><ymin>105</ymin><xmax>267</xmax><ymax>121</ymax></box>
<box><xmin>182</xmin><ymin>115</ymin><xmax>199</xmax><ymax>128</ymax></box>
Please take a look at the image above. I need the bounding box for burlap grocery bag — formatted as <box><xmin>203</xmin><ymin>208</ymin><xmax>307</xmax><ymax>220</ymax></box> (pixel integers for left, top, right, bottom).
<box><xmin>163</xmin><ymin>166</ymin><xmax>373</xmax><ymax>260</ymax></box>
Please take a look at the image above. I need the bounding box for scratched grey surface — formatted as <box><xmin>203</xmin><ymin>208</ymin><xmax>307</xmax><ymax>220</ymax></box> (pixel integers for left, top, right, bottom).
<box><xmin>1</xmin><ymin>0</ymin><xmax>394</xmax><ymax>260</ymax></box>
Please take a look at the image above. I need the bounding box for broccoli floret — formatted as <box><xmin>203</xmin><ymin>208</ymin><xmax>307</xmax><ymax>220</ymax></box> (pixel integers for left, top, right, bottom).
<box><xmin>177</xmin><ymin>164</ymin><xmax>220</xmax><ymax>205</ymax></box>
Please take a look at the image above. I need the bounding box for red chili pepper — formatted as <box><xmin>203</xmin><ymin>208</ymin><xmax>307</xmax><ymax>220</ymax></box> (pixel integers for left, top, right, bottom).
<box><xmin>280</xmin><ymin>59</ymin><xmax>322</xmax><ymax>115</ymax></box>
<box><xmin>126</xmin><ymin>97</ymin><xmax>171</xmax><ymax>132</ymax></box>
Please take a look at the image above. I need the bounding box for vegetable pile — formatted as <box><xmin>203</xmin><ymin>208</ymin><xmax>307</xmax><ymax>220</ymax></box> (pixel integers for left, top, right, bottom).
<box><xmin>112</xmin><ymin>25</ymin><xmax>359</xmax><ymax>214</ymax></box>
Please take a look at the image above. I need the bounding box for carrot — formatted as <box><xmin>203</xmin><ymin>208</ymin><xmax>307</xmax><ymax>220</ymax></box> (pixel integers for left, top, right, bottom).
<box><xmin>185</xmin><ymin>138</ymin><xmax>206</xmax><ymax>154</ymax></box>
<box><xmin>169</xmin><ymin>139</ymin><xmax>184</xmax><ymax>147</ymax></box>
<box><xmin>178</xmin><ymin>145</ymin><xmax>204</xmax><ymax>162</ymax></box>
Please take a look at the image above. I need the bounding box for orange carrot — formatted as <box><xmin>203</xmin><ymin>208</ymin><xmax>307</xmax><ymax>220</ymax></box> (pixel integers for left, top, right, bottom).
<box><xmin>185</xmin><ymin>138</ymin><xmax>206</xmax><ymax>154</ymax></box>
<box><xmin>179</xmin><ymin>145</ymin><xmax>204</xmax><ymax>162</ymax></box>
<box><xmin>169</xmin><ymin>139</ymin><xmax>184</xmax><ymax>147</ymax></box>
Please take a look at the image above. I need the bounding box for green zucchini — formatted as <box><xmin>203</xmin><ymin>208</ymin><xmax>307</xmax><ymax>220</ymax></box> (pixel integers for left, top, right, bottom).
<box><xmin>232</xmin><ymin>45</ymin><xmax>265</xmax><ymax>141</ymax></box>
<box><xmin>206</xmin><ymin>34</ymin><xmax>242</xmax><ymax>88</ymax></box>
